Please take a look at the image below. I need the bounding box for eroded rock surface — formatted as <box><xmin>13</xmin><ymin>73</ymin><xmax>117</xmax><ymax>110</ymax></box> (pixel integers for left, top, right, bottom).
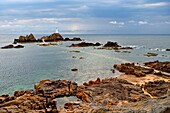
<box><xmin>114</xmin><ymin>63</ymin><xmax>154</xmax><ymax>77</ymax></box>
<box><xmin>34</xmin><ymin>80</ymin><xmax>78</xmax><ymax>98</ymax></box>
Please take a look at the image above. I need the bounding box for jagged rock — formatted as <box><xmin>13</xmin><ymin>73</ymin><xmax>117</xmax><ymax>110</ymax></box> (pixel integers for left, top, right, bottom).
<box><xmin>0</xmin><ymin>94</ymin><xmax>58</xmax><ymax>113</ymax></box>
<box><xmin>34</xmin><ymin>80</ymin><xmax>78</xmax><ymax>98</ymax></box>
<box><xmin>143</xmin><ymin>80</ymin><xmax>170</xmax><ymax>97</ymax></box>
<box><xmin>144</xmin><ymin>61</ymin><xmax>170</xmax><ymax>73</ymax></box>
<box><xmin>69</xmin><ymin>42</ymin><xmax>101</xmax><ymax>47</ymax></box>
<box><xmin>14</xmin><ymin>89</ymin><xmax>34</xmax><ymax>97</ymax></box>
<box><xmin>17</xmin><ymin>33</ymin><xmax>36</xmax><ymax>42</ymax></box>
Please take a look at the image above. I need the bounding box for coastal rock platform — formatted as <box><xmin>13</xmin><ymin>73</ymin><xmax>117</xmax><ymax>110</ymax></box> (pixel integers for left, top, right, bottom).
<box><xmin>0</xmin><ymin>62</ymin><xmax>170</xmax><ymax>113</ymax></box>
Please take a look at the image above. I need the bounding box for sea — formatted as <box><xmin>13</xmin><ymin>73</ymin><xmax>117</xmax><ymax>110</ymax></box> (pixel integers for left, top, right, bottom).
<box><xmin>0</xmin><ymin>34</ymin><xmax>170</xmax><ymax>95</ymax></box>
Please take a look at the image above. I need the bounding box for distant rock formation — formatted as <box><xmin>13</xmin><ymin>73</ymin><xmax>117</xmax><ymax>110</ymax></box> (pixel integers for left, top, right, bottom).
<box><xmin>38</xmin><ymin>33</ymin><xmax>63</xmax><ymax>42</ymax></box>
<box><xmin>69</xmin><ymin>42</ymin><xmax>101</xmax><ymax>47</ymax></box>
<box><xmin>64</xmin><ymin>37</ymin><xmax>82</xmax><ymax>41</ymax></box>
<box><xmin>103</xmin><ymin>41</ymin><xmax>121</xmax><ymax>48</ymax></box>
<box><xmin>1</xmin><ymin>44</ymin><xmax>24</xmax><ymax>49</ymax></box>
<box><xmin>14</xmin><ymin>33</ymin><xmax>36</xmax><ymax>43</ymax></box>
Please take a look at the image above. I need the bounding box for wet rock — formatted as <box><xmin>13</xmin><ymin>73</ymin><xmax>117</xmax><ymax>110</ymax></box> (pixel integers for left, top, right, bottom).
<box><xmin>111</xmin><ymin>69</ymin><xmax>115</xmax><ymax>73</ymax></box>
<box><xmin>1</xmin><ymin>45</ymin><xmax>24</xmax><ymax>49</ymax></box>
<box><xmin>64</xmin><ymin>37</ymin><xmax>82</xmax><ymax>41</ymax></box>
<box><xmin>69</xmin><ymin>50</ymin><xmax>80</xmax><ymax>53</ymax></box>
<box><xmin>166</xmin><ymin>48</ymin><xmax>170</xmax><ymax>51</ymax></box>
<box><xmin>120</xmin><ymin>47</ymin><xmax>133</xmax><ymax>50</ymax></box>
<box><xmin>1</xmin><ymin>44</ymin><xmax>14</xmax><ymax>49</ymax></box>
<box><xmin>71</xmin><ymin>68</ymin><xmax>78</xmax><ymax>71</ymax></box>
<box><xmin>14</xmin><ymin>45</ymin><xmax>24</xmax><ymax>48</ymax></box>
<box><xmin>34</xmin><ymin>80</ymin><xmax>78</xmax><ymax>98</ymax></box>
<box><xmin>144</xmin><ymin>61</ymin><xmax>170</xmax><ymax>73</ymax></box>
<box><xmin>144</xmin><ymin>52</ymin><xmax>158</xmax><ymax>57</ymax></box>
<box><xmin>103</xmin><ymin>41</ymin><xmax>121</xmax><ymax>48</ymax></box>
<box><xmin>69</xmin><ymin>42</ymin><xmax>101</xmax><ymax>47</ymax></box>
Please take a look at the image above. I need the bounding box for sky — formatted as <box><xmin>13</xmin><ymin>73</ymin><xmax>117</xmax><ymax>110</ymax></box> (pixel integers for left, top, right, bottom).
<box><xmin>0</xmin><ymin>0</ymin><xmax>170</xmax><ymax>34</ymax></box>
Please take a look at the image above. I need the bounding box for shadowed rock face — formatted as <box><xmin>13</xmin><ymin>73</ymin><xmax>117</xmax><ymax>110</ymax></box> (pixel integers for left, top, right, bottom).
<box><xmin>144</xmin><ymin>61</ymin><xmax>170</xmax><ymax>73</ymax></box>
<box><xmin>69</xmin><ymin>42</ymin><xmax>101</xmax><ymax>47</ymax></box>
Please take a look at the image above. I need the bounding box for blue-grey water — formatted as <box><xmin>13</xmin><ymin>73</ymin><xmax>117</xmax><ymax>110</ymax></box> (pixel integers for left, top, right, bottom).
<box><xmin>0</xmin><ymin>34</ymin><xmax>170</xmax><ymax>95</ymax></box>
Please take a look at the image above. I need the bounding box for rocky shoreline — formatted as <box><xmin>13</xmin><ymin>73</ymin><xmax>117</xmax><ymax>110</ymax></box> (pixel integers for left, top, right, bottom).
<box><xmin>0</xmin><ymin>61</ymin><xmax>170</xmax><ymax>113</ymax></box>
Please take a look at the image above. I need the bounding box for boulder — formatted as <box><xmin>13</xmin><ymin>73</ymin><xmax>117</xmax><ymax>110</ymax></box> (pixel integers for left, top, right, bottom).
<box><xmin>71</xmin><ymin>68</ymin><xmax>78</xmax><ymax>71</ymax></box>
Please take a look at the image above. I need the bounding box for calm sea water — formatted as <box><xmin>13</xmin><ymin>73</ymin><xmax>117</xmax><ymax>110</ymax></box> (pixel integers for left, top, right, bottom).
<box><xmin>0</xmin><ymin>34</ymin><xmax>170</xmax><ymax>95</ymax></box>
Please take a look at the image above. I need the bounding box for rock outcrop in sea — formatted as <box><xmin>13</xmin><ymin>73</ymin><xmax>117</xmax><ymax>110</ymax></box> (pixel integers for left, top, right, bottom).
<box><xmin>97</xmin><ymin>41</ymin><xmax>133</xmax><ymax>51</ymax></box>
<box><xmin>38</xmin><ymin>33</ymin><xmax>63</xmax><ymax>42</ymax></box>
<box><xmin>14</xmin><ymin>33</ymin><xmax>36</xmax><ymax>43</ymax></box>
<box><xmin>1</xmin><ymin>44</ymin><xmax>24</xmax><ymax>49</ymax></box>
<box><xmin>13</xmin><ymin>33</ymin><xmax>83</xmax><ymax>44</ymax></box>
<box><xmin>69</xmin><ymin>42</ymin><xmax>101</xmax><ymax>47</ymax></box>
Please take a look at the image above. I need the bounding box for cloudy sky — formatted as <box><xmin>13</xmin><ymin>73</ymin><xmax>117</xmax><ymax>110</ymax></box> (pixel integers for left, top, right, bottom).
<box><xmin>0</xmin><ymin>0</ymin><xmax>170</xmax><ymax>34</ymax></box>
